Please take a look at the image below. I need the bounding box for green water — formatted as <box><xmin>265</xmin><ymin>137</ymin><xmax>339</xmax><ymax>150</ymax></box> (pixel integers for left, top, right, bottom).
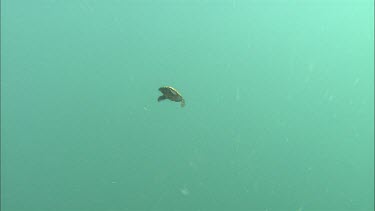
<box><xmin>1</xmin><ymin>1</ymin><xmax>374</xmax><ymax>210</ymax></box>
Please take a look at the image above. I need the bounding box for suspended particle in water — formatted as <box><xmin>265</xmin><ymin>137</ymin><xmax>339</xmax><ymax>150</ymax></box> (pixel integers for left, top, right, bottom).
<box><xmin>179</xmin><ymin>186</ymin><xmax>190</xmax><ymax>196</ymax></box>
<box><xmin>235</xmin><ymin>87</ymin><xmax>240</xmax><ymax>101</ymax></box>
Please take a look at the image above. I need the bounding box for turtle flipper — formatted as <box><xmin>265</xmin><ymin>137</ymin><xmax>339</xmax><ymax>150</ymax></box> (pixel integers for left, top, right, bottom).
<box><xmin>180</xmin><ymin>99</ymin><xmax>185</xmax><ymax>107</ymax></box>
<box><xmin>158</xmin><ymin>95</ymin><xmax>167</xmax><ymax>102</ymax></box>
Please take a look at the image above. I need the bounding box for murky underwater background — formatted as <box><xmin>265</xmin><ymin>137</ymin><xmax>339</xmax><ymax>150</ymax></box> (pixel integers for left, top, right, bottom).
<box><xmin>2</xmin><ymin>0</ymin><xmax>374</xmax><ymax>210</ymax></box>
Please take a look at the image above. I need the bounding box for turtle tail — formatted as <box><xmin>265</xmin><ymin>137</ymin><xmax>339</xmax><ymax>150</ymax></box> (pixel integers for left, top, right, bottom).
<box><xmin>180</xmin><ymin>99</ymin><xmax>185</xmax><ymax>107</ymax></box>
<box><xmin>158</xmin><ymin>95</ymin><xmax>166</xmax><ymax>102</ymax></box>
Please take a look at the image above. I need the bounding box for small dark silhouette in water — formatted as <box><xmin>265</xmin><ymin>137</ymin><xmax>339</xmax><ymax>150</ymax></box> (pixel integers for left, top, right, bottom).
<box><xmin>158</xmin><ymin>86</ymin><xmax>185</xmax><ymax>107</ymax></box>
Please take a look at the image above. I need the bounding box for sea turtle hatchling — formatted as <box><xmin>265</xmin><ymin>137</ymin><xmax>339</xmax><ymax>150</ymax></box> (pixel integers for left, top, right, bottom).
<box><xmin>157</xmin><ymin>86</ymin><xmax>185</xmax><ymax>107</ymax></box>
